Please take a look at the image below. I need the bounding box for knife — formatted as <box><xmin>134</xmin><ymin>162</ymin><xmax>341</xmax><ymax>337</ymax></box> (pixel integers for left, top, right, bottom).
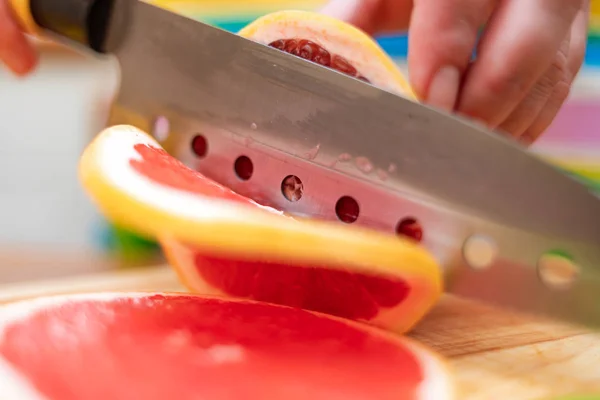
<box><xmin>9</xmin><ymin>0</ymin><xmax>600</xmax><ymax>328</ymax></box>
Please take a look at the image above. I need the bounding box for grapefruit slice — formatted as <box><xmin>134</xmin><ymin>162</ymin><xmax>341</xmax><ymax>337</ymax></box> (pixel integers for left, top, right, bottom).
<box><xmin>0</xmin><ymin>293</ymin><xmax>455</xmax><ymax>400</ymax></box>
<box><xmin>238</xmin><ymin>10</ymin><xmax>416</xmax><ymax>98</ymax></box>
<box><xmin>79</xmin><ymin>125</ymin><xmax>441</xmax><ymax>334</ymax></box>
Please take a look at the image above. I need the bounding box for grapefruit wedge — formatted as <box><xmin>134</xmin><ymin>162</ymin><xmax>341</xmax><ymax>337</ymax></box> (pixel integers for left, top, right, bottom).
<box><xmin>0</xmin><ymin>293</ymin><xmax>454</xmax><ymax>400</ymax></box>
<box><xmin>238</xmin><ymin>10</ymin><xmax>416</xmax><ymax>98</ymax></box>
<box><xmin>79</xmin><ymin>125</ymin><xmax>441</xmax><ymax>334</ymax></box>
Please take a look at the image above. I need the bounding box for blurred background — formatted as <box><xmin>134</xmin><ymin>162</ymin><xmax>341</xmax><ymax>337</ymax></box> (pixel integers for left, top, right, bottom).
<box><xmin>0</xmin><ymin>0</ymin><xmax>599</xmax><ymax>286</ymax></box>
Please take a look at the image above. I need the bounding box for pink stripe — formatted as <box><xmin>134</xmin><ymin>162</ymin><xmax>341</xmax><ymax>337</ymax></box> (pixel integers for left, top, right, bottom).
<box><xmin>539</xmin><ymin>101</ymin><xmax>600</xmax><ymax>146</ymax></box>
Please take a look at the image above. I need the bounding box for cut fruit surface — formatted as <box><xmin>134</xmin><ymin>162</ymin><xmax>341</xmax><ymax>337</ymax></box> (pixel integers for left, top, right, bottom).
<box><xmin>79</xmin><ymin>125</ymin><xmax>441</xmax><ymax>333</ymax></box>
<box><xmin>0</xmin><ymin>293</ymin><xmax>454</xmax><ymax>400</ymax></box>
<box><xmin>238</xmin><ymin>10</ymin><xmax>416</xmax><ymax>98</ymax></box>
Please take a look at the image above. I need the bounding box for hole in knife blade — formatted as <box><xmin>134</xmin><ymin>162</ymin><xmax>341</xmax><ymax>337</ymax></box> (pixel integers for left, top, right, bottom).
<box><xmin>191</xmin><ymin>134</ymin><xmax>208</xmax><ymax>158</ymax></box>
<box><xmin>537</xmin><ymin>252</ymin><xmax>579</xmax><ymax>291</ymax></box>
<box><xmin>395</xmin><ymin>217</ymin><xmax>423</xmax><ymax>242</ymax></box>
<box><xmin>152</xmin><ymin>116</ymin><xmax>170</xmax><ymax>142</ymax></box>
<box><xmin>281</xmin><ymin>175</ymin><xmax>303</xmax><ymax>202</ymax></box>
<box><xmin>234</xmin><ymin>156</ymin><xmax>254</xmax><ymax>181</ymax></box>
<box><xmin>462</xmin><ymin>235</ymin><xmax>497</xmax><ymax>270</ymax></box>
<box><xmin>335</xmin><ymin>196</ymin><xmax>359</xmax><ymax>224</ymax></box>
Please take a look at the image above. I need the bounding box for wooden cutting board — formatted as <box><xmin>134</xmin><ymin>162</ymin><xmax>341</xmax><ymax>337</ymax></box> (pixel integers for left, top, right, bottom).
<box><xmin>1</xmin><ymin>265</ymin><xmax>599</xmax><ymax>400</ymax></box>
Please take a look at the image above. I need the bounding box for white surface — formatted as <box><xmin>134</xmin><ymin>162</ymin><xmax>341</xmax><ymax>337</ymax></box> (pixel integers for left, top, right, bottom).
<box><xmin>0</xmin><ymin>45</ymin><xmax>118</xmax><ymax>251</ymax></box>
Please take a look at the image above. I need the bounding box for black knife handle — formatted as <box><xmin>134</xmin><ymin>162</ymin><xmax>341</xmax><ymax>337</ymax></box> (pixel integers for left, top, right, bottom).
<box><xmin>30</xmin><ymin>0</ymin><xmax>115</xmax><ymax>52</ymax></box>
<box><xmin>10</xmin><ymin>0</ymin><xmax>118</xmax><ymax>53</ymax></box>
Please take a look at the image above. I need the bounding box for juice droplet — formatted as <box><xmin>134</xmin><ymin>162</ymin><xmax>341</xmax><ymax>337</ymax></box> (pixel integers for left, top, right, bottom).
<box><xmin>250</xmin><ymin>123</ymin><xmax>257</xmax><ymax>130</ymax></box>
<box><xmin>355</xmin><ymin>156</ymin><xmax>374</xmax><ymax>174</ymax></box>
<box><xmin>388</xmin><ymin>163</ymin><xmax>397</xmax><ymax>173</ymax></box>
<box><xmin>304</xmin><ymin>143</ymin><xmax>321</xmax><ymax>160</ymax></box>
<box><xmin>376</xmin><ymin>169</ymin><xmax>388</xmax><ymax>181</ymax></box>
<box><xmin>338</xmin><ymin>153</ymin><xmax>352</xmax><ymax>162</ymax></box>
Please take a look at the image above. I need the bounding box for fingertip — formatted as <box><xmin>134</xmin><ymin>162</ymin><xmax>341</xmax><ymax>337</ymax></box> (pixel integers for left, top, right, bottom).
<box><xmin>425</xmin><ymin>65</ymin><xmax>460</xmax><ymax>111</ymax></box>
<box><xmin>406</xmin><ymin>0</ymin><xmax>491</xmax><ymax>107</ymax></box>
<box><xmin>13</xmin><ymin>55</ymin><xmax>38</xmax><ymax>76</ymax></box>
<box><xmin>0</xmin><ymin>0</ymin><xmax>38</xmax><ymax>77</ymax></box>
<box><xmin>5</xmin><ymin>37</ymin><xmax>38</xmax><ymax>76</ymax></box>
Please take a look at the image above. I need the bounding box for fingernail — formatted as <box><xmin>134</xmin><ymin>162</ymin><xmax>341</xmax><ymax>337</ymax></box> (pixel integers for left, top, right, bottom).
<box><xmin>427</xmin><ymin>66</ymin><xmax>460</xmax><ymax>111</ymax></box>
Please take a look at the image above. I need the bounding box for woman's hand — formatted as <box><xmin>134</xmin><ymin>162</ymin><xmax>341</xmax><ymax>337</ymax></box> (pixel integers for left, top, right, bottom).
<box><xmin>0</xmin><ymin>0</ymin><xmax>37</xmax><ymax>76</ymax></box>
<box><xmin>321</xmin><ymin>0</ymin><xmax>590</xmax><ymax>144</ymax></box>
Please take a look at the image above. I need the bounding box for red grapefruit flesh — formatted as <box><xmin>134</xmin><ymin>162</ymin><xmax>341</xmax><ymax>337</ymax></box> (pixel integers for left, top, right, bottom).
<box><xmin>0</xmin><ymin>293</ymin><xmax>454</xmax><ymax>400</ymax></box>
<box><xmin>267</xmin><ymin>38</ymin><xmax>370</xmax><ymax>82</ymax></box>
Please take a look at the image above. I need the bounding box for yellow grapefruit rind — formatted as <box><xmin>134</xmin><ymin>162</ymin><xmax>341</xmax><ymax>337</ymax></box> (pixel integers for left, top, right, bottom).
<box><xmin>79</xmin><ymin>125</ymin><xmax>442</xmax><ymax>333</ymax></box>
<box><xmin>239</xmin><ymin>10</ymin><xmax>417</xmax><ymax>99</ymax></box>
<box><xmin>0</xmin><ymin>292</ymin><xmax>456</xmax><ymax>400</ymax></box>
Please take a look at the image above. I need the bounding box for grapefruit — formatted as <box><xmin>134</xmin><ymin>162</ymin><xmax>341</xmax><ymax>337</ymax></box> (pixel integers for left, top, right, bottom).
<box><xmin>79</xmin><ymin>125</ymin><xmax>441</xmax><ymax>334</ymax></box>
<box><xmin>238</xmin><ymin>10</ymin><xmax>416</xmax><ymax>99</ymax></box>
<box><xmin>0</xmin><ymin>293</ymin><xmax>454</xmax><ymax>400</ymax></box>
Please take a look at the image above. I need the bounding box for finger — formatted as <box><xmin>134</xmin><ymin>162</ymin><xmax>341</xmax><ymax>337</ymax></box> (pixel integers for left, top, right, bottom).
<box><xmin>319</xmin><ymin>0</ymin><xmax>413</xmax><ymax>35</ymax></box>
<box><xmin>520</xmin><ymin>0</ymin><xmax>590</xmax><ymax>145</ymax></box>
<box><xmin>519</xmin><ymin>80</ymin><xmax>570</xmax><ymax>146</ymax></box>
<box><xmin>497</xmin><ymin>34</ymin><xmax>571</xmax><ymax>138</ymax></box>
<box><xmin>407</xmin><ymin>0</ymin><xmax>496</xmax><ymax>110</ymax></box>
<box><xmin>566</xmin><ymin>0</ymin><xmax>589</xmax><ymax>77</ymax></box>
<box><xmin>0</xmin><ymin>0</ymin><xmax>37</xmax><ymax>75</ymax></box>
<box><xmin>456</xmin><ymin>0</ymin><xmax>582</xmax><ymax>128</ymax></box>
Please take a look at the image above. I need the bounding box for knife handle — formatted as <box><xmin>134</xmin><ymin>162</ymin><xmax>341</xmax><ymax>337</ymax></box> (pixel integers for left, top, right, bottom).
<box><xmin>8</xmin><ymin>0</ymin><xmax>116</xmax><ymax>53</ymax></box>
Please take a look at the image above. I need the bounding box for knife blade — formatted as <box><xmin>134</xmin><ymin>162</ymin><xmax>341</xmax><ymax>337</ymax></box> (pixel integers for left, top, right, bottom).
<box><xmin>11</xmin><ymin>0</ymin><xmax>600</xmax><ymax>327</ymax></box>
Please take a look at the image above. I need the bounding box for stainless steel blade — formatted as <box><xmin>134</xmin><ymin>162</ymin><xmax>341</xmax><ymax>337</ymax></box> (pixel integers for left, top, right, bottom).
<box><xmin>97</xmin><ymin>1</ymin><xmax>600</xmax><ymax>327</ymax></box>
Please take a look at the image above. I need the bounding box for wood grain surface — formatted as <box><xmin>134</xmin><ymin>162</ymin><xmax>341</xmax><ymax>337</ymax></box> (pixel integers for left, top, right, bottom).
<box><xmin>411</xmin><ymin>295</ymin><xmax>600</xmax><ymax>399</ymax></box>
<box><xmin>1</xmin><ymin>266</ymin><xmax>599</xmax><ymax>399</ymax></box>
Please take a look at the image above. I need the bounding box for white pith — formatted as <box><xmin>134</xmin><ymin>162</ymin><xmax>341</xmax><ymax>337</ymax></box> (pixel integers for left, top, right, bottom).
<box><xmin>0</xmin><ymin>356</ymin><xmax>48</xmax><ymax>400</ymax></box>
<box><xmin>0</xmin><ymin>293</ymin><xmax>454</xmax><ymax>400</ymax></box>
<box><xmin>96</xmin><ymin>126</ymin><xmax>284</xmax><ymax>224</ymax></box>
<box><xmin>244</xmin><ymin>18</ymin><xmax>409</xmax><ymax>97</ymax></box>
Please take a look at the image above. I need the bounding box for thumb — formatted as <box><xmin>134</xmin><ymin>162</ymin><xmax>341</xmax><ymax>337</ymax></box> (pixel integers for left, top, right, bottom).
<box><xmin>319</xmin><ymin>0</ymin><xmax>413</xmax><ymax>35</ymax></box>
<box><xmin>0</xmin><ymin>0</ymin><xmax>37</xmax><ymax>76</ymax></box>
